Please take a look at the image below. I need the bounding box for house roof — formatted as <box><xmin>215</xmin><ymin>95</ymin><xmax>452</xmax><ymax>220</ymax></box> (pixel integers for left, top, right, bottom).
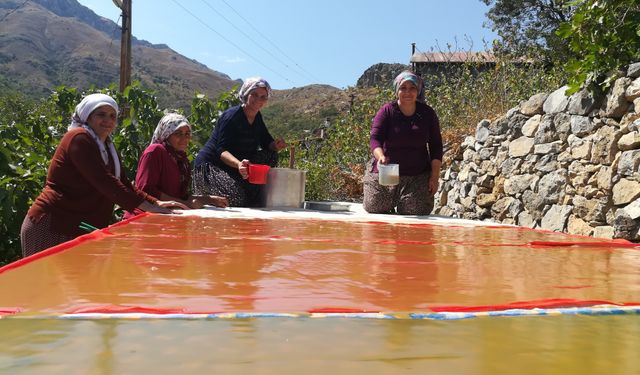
<box><xmin>410</xmin><ymin>51</ymin><xmax>496</xmax><ymax>64</ymax></box>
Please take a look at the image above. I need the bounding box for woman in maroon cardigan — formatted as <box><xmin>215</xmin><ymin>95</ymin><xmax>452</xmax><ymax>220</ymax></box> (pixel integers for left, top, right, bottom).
<box><xmin>20</xmin><ymin>94</ymin><xmax>187</xmax><ymax>257</ymax></box>
<box><xmin>125</xmin><ymin>113</ymin><xmax>228</xmax><ymax>219</ymax></box>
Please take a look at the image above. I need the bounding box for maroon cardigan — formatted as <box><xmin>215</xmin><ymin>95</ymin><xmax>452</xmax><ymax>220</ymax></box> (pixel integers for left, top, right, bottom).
<box><xmin>27</xmin><ymin>128</ymin><xmax>156</xmax><ymax>236</ymax></box>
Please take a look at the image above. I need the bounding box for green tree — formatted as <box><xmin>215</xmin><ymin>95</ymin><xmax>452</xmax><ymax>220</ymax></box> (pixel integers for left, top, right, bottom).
<box><xmin>482</xmin><ymin>0</ymin><xmax>577</xmax><ymax>61</ymax></box>
<box><xmin>557</xmin><ymin>0</ymin><xmax>640</xmax><ymax>94</ymax></box>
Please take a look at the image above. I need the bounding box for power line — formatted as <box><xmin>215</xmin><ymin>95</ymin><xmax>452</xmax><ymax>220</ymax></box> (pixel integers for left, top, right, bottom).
<box><xmin>199</xmin><ymin>0</ymin><xmax>311</xmax><ymax>85</ymax></box>
<box><xmin>219</xmin><ymin>0</ymin><xmax>321</xmax><ymax>83</ymax></box>
<box><xmin>168</xmin><ymin>0</ymin><xmax>294</xmax><ymax>85</ymax></box>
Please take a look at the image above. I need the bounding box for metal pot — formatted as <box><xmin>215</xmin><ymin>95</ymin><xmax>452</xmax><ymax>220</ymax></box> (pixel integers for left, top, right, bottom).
<box><xmin>261</xmin><ymin>168</ymin><xmax>306</xmax><ymax>208</ymax></box>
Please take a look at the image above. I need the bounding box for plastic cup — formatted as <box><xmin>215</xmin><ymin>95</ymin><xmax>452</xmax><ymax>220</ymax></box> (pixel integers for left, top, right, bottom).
<box><xmin>248</xmin><ymin>164</ymin><xmax>270</xmax><ymax>184</ymax></box>
<box><xmin>378</xmin><ymin>162</ymin><xmax>399</xmax><ymax>186</ymax></box>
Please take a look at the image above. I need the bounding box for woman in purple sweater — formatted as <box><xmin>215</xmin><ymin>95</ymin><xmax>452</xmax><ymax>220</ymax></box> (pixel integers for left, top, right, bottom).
<box><xmin>363</xmin><ymin>71</ymin><xmax>443</xmax><ymax>215</ymax></box>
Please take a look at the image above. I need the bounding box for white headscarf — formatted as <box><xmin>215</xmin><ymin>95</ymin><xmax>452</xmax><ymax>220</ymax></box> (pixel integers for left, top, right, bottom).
<box><xmin>150</xmin><ymin>113</ymin><xmax>190</xmax><ymax>145</ymax></box>
<box><xmin>68</xmin><ymin>93</ymin><xmax>121</xmax><ymax>179</ymax></box>
<box><xmin>238</xmin><ymin>77</ymin><xmax>271</xmax><ymax>104</ymax></box>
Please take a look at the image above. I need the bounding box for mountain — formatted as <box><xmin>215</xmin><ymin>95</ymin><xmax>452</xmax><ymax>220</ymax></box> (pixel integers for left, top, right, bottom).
<box><xmin>0</xmin><ymin>0</ymin><xmax>238</xmax><ymax>108</ymax></box>
<box><xmin>0</xmin><ymin>0</ymin><xmax>393</xmax><ymax>136</ymax></box>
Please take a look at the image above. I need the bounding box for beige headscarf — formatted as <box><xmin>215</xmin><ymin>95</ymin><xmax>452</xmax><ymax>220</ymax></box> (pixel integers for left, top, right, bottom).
<box><xmin>150</xmin><ymin>113</ymin><xmax>190</xmax><ymax>145</ymax></box>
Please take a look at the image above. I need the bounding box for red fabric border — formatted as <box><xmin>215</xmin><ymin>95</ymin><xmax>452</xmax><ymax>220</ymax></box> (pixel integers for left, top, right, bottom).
<box><xmin>0</xmin><ymin>212</ymin><xmax>152</xmax><ymax>275</ymax></box>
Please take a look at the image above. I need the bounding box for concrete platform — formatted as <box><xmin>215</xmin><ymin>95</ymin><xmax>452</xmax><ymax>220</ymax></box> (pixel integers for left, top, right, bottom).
<box><xmin>180</xmin><ymin>201</ymin><xmax>508</xmax><ymax>227</ymax></box>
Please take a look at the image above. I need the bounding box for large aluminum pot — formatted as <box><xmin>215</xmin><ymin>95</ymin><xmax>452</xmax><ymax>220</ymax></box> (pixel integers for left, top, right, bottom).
<box><xmin>261</xmin><ymin>168</ymin><xmax>306</xmax><ymax>208</ymax></box>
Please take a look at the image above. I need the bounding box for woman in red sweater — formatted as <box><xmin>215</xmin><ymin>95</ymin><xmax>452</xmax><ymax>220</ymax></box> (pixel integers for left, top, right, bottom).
<box><xmin>127</xmin><ymin>113</ymin><xmax>228</xmax><ymax>217</ymax></box>
<box><xmin>20</xmin><ymin>93</ymin><xmax>187</xmax><ymax>257</ymax></box>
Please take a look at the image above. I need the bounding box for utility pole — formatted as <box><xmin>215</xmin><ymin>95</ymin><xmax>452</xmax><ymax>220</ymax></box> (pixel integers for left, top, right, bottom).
<box><xmin>113</xmin><ymin>0</ymin><xmax>131</xmax><ymax>92</ymax></box>
<box><xmin>411</xmin><ymin>42</ymin><xmax>416</xmax><ymax>72</ymax></box>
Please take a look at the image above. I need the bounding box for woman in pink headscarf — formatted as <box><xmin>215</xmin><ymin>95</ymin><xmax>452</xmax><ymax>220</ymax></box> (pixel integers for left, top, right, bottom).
<box><xmin>20</xmin><ymin>93</ymin><xmax>187</xmax><ymax>257</ymax></box>
<box><xmin>125</xmin><ymin>113</ymin><xmax>228</xmax><ymax>219</ymax></box>
<box><xmin>363</xmin><ymin>71</ymin><xmax>443</xmax><ymax>215</ymax></box>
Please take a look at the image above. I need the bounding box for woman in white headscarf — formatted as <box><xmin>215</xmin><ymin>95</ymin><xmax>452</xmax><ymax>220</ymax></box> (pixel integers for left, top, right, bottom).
<box><xmin>125</xmin><ymin>113</ymin><xmax>228</xmax><ymax>219</ymax></box>
<box><xmin>193</xmin><ymin>77</ymin><xmax>287</xmax><ymax>207</ymax></box>
<box><xmin>20</xmin><ymin>93</ymin><xmax>187</xmax><ymax>257</ymax></box>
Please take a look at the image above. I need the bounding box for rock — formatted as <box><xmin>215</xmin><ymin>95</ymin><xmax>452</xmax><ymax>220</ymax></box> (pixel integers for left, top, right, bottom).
<box><xmin>508</xmin><ymin>136</ymin><xmax>535</xmax><ymax>157</ymax></box>
<box><xmin>534</xmin><ymin>115</ymin><xmax>559</xmax><ymax>144</ymax></box>
<box><xmin>618</xmin><ymin>132</ymin><xmax>640</xmax><ymax>151</ymax></box>
<box><xmin>477</xmin><ymin>193</ymin><xmax>497</xmax><ymax>208</ymax></box>
<box><xmin>612</xmin><ymin>179</ymin><xmax>640</xmax><ymax>205</ymax></box>
<box><xmin>613</xmin><ymin>209</ymin><xmax>640</xmax><ymax>240</ymax></box>
<box><xmin>543</xmin><ymin>86</ymin><xmax>570</xmax><ymax>114</ymax></box>
<box><xmin>517</xmin><ymin>211</ymin><xmax>537</xmax><ymax>228</ymax></box>
<box><xmin>567</xmin><ymin>88</ymin><xmax>600</xmax><ymax>115</ymax></box>
<box><xmin>540</xmin><ymin>204</ymin><xmax>573</xmax><ymax>232</ymax></box>
<box><xmin>603</xmin><ymin>77</ymin><xmax>631</xmax><ymax>118</ymax></box>
<box><xmin>593</xmin><ymin>226</ymin><xmax>615</xmax><ymax>239</ymax></box>
<box><xmin>567</xmin><ymin>215</ymin><xmax>594</xmax><ymax>236</ymax></box>
<box><xmin>521</xmin><ymin>93</ymin><xmax>548</xmax><ymax>116</ymax></box>
<box><xmin>628</xmin><ymin>62</ymin><xmax>640</xmax><ymax>78</ymax></box>
<box><xmin>623</xmin><ymin>198</ymin><xmax>640</xmax><ymax>220</ymax></box>
<box><xmin>617</xmin><ymin>150</ymin><xmax>640</xmax><ymax>177</ymax></box>
<box><xmin>594</xmin><ymin>166</ymin><xmax>614</xmax><ymax>190</ymax></box>
<box><xmin>626</xmin><ymin>77</ymin><xmax>640</xmax><ymax>101</ymax></box>
<box><xmin>504</xmin><ymin>174</ymin><xmax>539</xmax><ymax>196</ymax></box>
<box><xmin>570</xmin><ymin>115</ymin><xmax>596</xmax><ymax>137</ymax></box>
<box><xmin>590</xmin><ymin>126</ymin><xmax>619</xmax><ymax>164</ymax></box>
<box><xmin>492</xmin><ymin>197</ymin><xmax>517</xmax><ymax>220</ymax></box>
<box><xmin>538</xmin><ymin>170</ymin><xmax>567</xmax><ymax>205</ymax></box>
<box><xmin>522</xmin><ymin>115</ymin><xmax>541</xmax><ymax>137</ymax></box>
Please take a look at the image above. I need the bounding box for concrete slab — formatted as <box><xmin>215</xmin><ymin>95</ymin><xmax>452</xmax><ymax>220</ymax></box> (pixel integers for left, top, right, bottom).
<box><xmin>180</xmin><ymin>201</ymin><xmax>509</xmax><ymax>227</ymax></box>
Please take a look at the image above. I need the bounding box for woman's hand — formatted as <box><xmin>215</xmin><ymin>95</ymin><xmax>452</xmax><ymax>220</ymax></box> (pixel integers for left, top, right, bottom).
<box><xmin>138</xmin><ymin>200</ymin><xmax>184</xmax><ymax>214</ymax></box>
<box><xmin>271</xmin><ymin>138</ymin><xmax>287</xmax><ymax>151</ymax></box>
<box><xmin>207</xmin><ymin>195</ymin><xmax>229</xmax><ymax>208</ymax></box>
<box><xmin>157</xmin><ymin>200</ymin><xmax>189</xmax><ymax>210</ymax></box>
<box><xmin>191</xmin><ymin>195</ymin><xmax>229</xmax><ymax>208</ymax></box>
<box><xmin>428</xmin><ymin>174</ymin><xmax>439</xmax><ymax>195</ymax></box>
<box><xmin>238</xmin><ymin>159</ymin><xmax>250</xmax><ymax>179</ymax></box>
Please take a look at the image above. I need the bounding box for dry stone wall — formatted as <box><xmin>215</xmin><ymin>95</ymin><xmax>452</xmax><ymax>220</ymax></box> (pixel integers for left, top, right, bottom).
<box><xmin>434</xmin><ymin>62</ymin><xmax>640</xmax><ymax>241</ymax></box>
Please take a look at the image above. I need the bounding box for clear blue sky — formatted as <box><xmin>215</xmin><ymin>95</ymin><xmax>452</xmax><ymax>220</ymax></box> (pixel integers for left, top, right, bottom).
<box><xmin>77</xmin><ymin>0</ymin><xmax>497</xmax><ymax>90</ymax></box>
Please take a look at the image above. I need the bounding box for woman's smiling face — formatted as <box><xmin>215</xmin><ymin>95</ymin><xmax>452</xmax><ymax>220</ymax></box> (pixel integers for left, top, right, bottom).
<box><xmin>167</xmin><ymin>126</ymin><xmax>192</xmax><ymax>152</ymax></box>
<box><xmin>86</xmin><ymin>105</ymin><xmax>117</xmax><ymax>141</ymax></box>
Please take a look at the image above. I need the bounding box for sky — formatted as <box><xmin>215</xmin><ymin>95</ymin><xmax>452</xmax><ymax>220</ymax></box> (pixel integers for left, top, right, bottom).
<box><xmin>76</xmin><ymin>0</ymin><xmax>497</xmax><ymax>90</ymax></box>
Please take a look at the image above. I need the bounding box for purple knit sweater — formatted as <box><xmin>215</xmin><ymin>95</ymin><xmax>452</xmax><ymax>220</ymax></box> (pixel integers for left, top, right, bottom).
<box><xmin>369</xmin><ymin>101</ymin><xmax>443</xmax><ymax>176</ymax></box>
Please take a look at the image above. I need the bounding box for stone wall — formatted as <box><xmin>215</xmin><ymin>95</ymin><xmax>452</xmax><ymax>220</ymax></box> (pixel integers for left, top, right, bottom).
<box><xmin>434</xmin><ymin>62</ymin><xmax>640</xmax><ymax>241</ymax></box>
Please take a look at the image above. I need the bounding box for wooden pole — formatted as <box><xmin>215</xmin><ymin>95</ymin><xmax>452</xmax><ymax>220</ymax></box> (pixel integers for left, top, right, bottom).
<box><xmin>119</xmin><ymin>0</ymin><xmax>132</xmax><ymax>93</ymax></box>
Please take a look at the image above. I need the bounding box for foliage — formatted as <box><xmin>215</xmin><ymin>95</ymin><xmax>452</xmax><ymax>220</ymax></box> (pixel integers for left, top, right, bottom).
<box><xmin>556</xmin><ymin>0</ymin><xmax>640</xmax><ymax>94</ymax></box>
<box><xmin>482</xmin><ymin>0</ymin><xmax>577</xmax><ymax>62</ymax></box>
<box><xmin>296</xmin><ymin>88</ymin><xmax>392</xmax><ymax>201</ymax></box>
<box><xmin>0</xmin><ymin>87</ymin><xmax>79</xmax><ymax>265</ymax></box>
<box><xmin>295</xmin><ymin>57</ymin><xmax>564</xmax><ymax>201</ymax></box>
<box><xmin>0</xmin><ymin>58</ymin><xmax>564</xmax><ymax>265</ymax></box>
<box><xmin>189</xmin><ymin>87</ymin><xmax>240</xmax><ymax>156</ymax></box>
<box><xmin>0</xmin><ymin>83</ymin><xmax>234</xmax><ymax>266</ymax></box>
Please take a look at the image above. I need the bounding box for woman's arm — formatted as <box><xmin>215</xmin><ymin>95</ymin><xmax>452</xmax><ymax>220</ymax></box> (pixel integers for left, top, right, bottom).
<box><xmin>220</xmin><ymin>150</ymin><xmax>249</xmax><ymax>179</ymax></box>
<box><xmin>429</xmin><ymin>159</ymin><xmax>442</xmax><ymax>195</ymax></box>
<box><xmin>370</xmin><ymin>103</ymin><xmax>392</xmax><ymax>164</ymax></box>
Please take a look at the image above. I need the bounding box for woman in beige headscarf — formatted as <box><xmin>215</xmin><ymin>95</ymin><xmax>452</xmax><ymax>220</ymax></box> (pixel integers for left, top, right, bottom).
<box><xmin>20</xmin><ymin>93</ymin><xmax>187</xmax><ymax>257</ymax></box>
<box><xmin>124</xmin><ymin>113</ymin><xmax>228</xmax><ymax>219</ymax></box>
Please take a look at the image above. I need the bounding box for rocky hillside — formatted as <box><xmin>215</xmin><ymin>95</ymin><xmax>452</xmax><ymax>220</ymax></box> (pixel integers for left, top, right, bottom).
<box><xmin>356</xmin><ymin>63</ymin><xmax>409</xmax><ymax>88</ymax></box>
<box><xmin>0</xmin><ymin>0</ymin><xmax>239</xmax><ymax>108</ymax></box>
<box><xmin>0</xmin><ymin>0</ymin><xmax>401</xmax><ymax>138</ymax></box>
